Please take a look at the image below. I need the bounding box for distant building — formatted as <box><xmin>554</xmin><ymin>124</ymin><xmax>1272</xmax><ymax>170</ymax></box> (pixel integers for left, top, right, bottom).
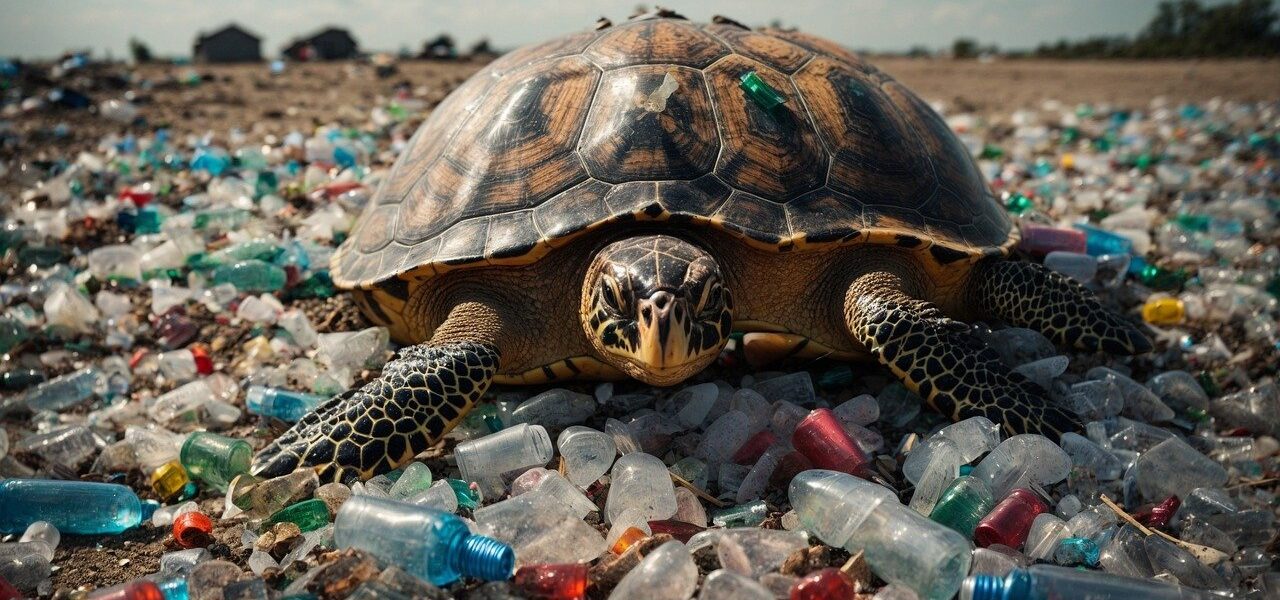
<box><xmin>193</xmin><ymin>24</ymin><xmax>262</xmax><ymax>63</ymax></box>
<box><xmin>283</xmin><ymin>28</ymin><xmax>359</xmax><ymax>61</ymax></box>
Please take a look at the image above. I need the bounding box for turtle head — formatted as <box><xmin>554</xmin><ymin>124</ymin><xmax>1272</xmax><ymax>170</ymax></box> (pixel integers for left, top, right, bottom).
<box><xmin>582</xmin><ymin>234</ymin><xmax>733</xmax><ymax>386</ymax></box>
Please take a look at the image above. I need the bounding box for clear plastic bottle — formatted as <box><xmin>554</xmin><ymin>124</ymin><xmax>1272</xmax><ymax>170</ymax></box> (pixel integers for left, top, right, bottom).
<box><xmin>790</xmin><ymin>470</ymin><xmax>970</xmax><ymax>600</ymax></box>
<box><xmin>961</xmin><ymin>564</ymin><xmax>1220</xmax><ymax>600</ymax></box>
<box><xmin>454</xmin><ymin>423</ymin><xmax>553</xmax><ymax>485</ymax></box>
<box><xmin>334</xmin><ymin>495</ymin><xmax>513</xmax><ymax>586</ymax></box>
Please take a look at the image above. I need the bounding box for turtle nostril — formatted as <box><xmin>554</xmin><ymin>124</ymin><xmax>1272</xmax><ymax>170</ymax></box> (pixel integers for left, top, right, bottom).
<box><xmin>650</xmin><ymin>292</ymin><xmax>672</xmax><ymax>311</ymax></box>
<box><xmin>640</xmin><ymin>306</ymin><xmax>652</xmax><ymax>322</ymax></box>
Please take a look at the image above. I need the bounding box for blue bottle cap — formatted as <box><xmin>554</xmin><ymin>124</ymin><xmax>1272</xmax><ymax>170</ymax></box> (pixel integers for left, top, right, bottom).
<box><xmin>457</xmin><ymin>535</ymin><xmax>515</xmax><ymax>581</ymax></box>
<box><xmin>140</xmin><ymin>499</ymin><xmax>161</xmax><ymax>521</ymax></box>
<box><xmin>963</xmin><ymin>573</ymin><xmax>1004</xmax><ymax>600</ymax></box>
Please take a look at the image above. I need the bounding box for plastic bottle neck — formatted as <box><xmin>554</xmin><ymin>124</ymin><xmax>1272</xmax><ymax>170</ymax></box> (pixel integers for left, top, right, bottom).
<box><xmin>453</xmin><ymin>534</ymin><xmax>515</xmax><ymax>581</ymax></box>
<box><xmin>964</xmin><ymin>569</ymin><xmax>1033</xmax><ymax>600</ymax></box>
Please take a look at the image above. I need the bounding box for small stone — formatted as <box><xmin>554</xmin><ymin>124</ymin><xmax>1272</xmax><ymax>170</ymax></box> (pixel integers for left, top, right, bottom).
<box><xmin>315</xmin><ymin>482</ymin><xmax>352</xmax><ymax>518</ymax></box>
<box><xmin>187</xmin><ymin>559</ymin><xmax>243</xmax><ymax>600</ymax></box>
<box><xmin>267</xmin><ymin>522</ymin><xmax>303</xmax><ymax>560</ymax></box>
<box><xmin>376</xmin><ymin>566</ymin><xmax>450</xmax><ymax>599</ymax></box>
<box><xmin>306</xmin><ymin>549</ymin><xmax>383</xmax><ymax>600</ymax></box>
<box><xmin>223</xmin><ymin>577</ymin><xmax>270</xmax><ymax>600</ymax></box>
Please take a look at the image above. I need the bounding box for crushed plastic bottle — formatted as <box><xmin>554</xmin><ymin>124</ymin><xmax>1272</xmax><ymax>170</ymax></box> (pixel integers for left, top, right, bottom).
<box><xmin>791</xmin><ymin>469</ymin><xmax>971</xmax><ymax>599</ymax></box>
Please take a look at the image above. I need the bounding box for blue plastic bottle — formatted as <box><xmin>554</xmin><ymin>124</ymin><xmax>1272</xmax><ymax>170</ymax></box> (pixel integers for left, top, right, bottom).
<box><xmin>245</xmin><ymin>386</ymin><xmax>327</xmax><ymax>422</ymax></box>
<box><xmin>1072</xmin><ymin>223</ymin><xmax>1133</xmax><ymax>257</ymax></box>
<box><xmin>962</xmin><ymin>564</ymin><xmax>1220</xmax><ymax>600</ymax></box>
<box><xmin>334</xmin><ymin>495</ymin><xmax>514</xmax><ymax>586</ymax></box>
<box><xmin>0</xmin><ymin>479</ymin><xmax>143</xmax><ymax>534</ymax></box>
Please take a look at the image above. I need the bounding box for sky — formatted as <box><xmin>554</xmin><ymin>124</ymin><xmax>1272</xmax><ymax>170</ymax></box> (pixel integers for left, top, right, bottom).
<box><xmin>0</xmin><ymin>0</ymin><xmax>1207</xmax><ymax>60</ymax></box>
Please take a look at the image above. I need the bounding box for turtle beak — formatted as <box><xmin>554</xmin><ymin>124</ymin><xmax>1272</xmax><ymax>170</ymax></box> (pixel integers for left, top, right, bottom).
<box><xmin>635</xmin><ymin>290</ymin><xmax>693</xmax><ymax>369</ymax></box>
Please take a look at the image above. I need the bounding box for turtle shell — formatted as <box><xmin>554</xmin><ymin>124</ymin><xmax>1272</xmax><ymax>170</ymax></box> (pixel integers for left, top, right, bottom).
<box><xmin>333</xmin><ymin>16</ymin><xmax>1014</xmax><ymax>289</ymax></box>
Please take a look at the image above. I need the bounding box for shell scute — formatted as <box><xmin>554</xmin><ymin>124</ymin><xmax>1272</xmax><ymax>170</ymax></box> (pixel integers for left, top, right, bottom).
<box><xmin>333</xmin><ymin>19</ymin><xmax>1012</xmax><ymax>288</ymax></box>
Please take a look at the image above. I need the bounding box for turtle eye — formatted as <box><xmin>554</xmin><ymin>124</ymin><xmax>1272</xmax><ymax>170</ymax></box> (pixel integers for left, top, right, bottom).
<box><xmin>601</xmin><ymin>277</ymin><xmax>628</xmax><ymax>315</ymax></box>
<box><xmin>696</xmin><ymin>281</ymin><xmax>723</xmax><ymax>318</ymax></box>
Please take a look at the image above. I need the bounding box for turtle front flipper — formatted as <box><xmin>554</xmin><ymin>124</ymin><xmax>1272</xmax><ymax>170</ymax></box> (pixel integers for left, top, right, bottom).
<box><xmin>842</xmin><ymin>270</ymin><xmax>1081</xmax><ymax>440</ymax></box>
<box><xmin>970</xmin><ymin>260</ymin><xmax>1152</xmax><ymax>355</ymax></box>
<box><xmin>253</xmin><ymin>302</ymin><xmax>506</xmax><ymax>484</ymax></box>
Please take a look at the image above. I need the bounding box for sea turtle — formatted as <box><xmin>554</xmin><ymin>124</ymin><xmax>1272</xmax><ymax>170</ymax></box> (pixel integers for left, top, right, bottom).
<box><xmin>253</xmin><ymin>12</ymin><xmax>1150</xmax><ymax>483</ymax></box>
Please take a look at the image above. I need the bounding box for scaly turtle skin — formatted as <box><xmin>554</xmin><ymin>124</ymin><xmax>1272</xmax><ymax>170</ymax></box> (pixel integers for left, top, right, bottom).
<box><xmin>254</xmin><ymin>13</ymin><xmax>1151</xmax><ymax>483</ymax></box>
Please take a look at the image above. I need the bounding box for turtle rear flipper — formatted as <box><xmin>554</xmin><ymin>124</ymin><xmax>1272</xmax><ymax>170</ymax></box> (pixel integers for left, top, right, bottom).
<box><xmin>842</xmin><ymin>269</ymin><xmax>1081</xmax><ymax>440</ymax></box>
<box><xmin>971</xmin><ymin>260</ymin><xmax>1152</xmax><ymax>355</ymax></box>
<box><xmin>253</xmin><ymin>302</ymin><xmax>506</xmax><ymax>484</ymax></box>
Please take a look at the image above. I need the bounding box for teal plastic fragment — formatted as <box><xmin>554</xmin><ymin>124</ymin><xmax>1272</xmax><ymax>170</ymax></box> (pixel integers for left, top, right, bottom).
<box><xmin>739</xmin><ymin>71</ymin><xmax>786</xmax><ymax>111</ymax></box>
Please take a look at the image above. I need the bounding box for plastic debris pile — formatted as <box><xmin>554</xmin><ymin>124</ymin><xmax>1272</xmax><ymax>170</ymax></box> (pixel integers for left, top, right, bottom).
<box><xmin>1</xmin><ymin>55</ymin><xmax>1278</xmax><ymax>600</ymax></box>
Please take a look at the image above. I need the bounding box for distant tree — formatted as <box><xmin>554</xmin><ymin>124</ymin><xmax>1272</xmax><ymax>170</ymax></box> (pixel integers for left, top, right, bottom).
<box><xmin>906</xmin><ymin>45</ymin><xmax>933</xmax><ymax>58</ymax></box>
<box><xmin>952</xmin><ymin>38</ymin><xmax>978</xmax><ymax>59</ymax></box>
<box><xmin>469</xmin><ymin>38</ymin><xmax>493</xmax><ymax>57</ymax></box>
<box><xmin>1038</xmin><ymin>0</ymin><xmax>1279</xmax><ymax>58</ymax></box>
<box><xmin>129</xmin><ymin>37</ymin><xmax>153</xmax><ymax>63</ymax></box>
<box><xmin>421</xmin><ymin>34</ymin><xmax>456</xmax><ymax>59</ymax></box>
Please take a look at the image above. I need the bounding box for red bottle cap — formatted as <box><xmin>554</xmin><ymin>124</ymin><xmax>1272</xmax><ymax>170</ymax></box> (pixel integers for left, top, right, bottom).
<box><xmin>647</xmin><ymin>519</ymin><xmax>705</xmax><ymax>543</ymax></box>
<box><xmin>610</xmin><ymin>527</ymin><xmax>647</xmax><ymax>555</ymax></box>
<box><xmin>1134</xmin><ymin>495</ymin><xmax>1181</xmax><ymax>529</ymax></box>
<box><xmin>792</xmin><ymin>408</ymin><xmax>870</xmax><ymax>476</ymax></box>
<box><xmin>189</xmin><ymin>344</ymin><xmax>214</xmax><ymax>375</ymax></box>
<box><xmin>87</xmin><ymin>580</ymin><xmax>164</xmax><ymax>600</ymax></box>
<box><xmin>974</xmin><ymin>488</ymin><xmax>1048</xmax><ymax>549</ymax></box>
<box><xmin>173</xmin><ymin>511</ymin><xmax>214</xmax><ymax>548</ymax></box>
<box><xmin>770</xmin><ymin>451</ymin><xmax>814</xmax><ymax>488</ymax></box>
<box><xmin>733</xmin><ymin>430</ymin><xmax>778</xmax><ymax>465</ymax></box>
<box><xmin>128</xmin><ymin>348</ymin><xmax>150</xmax><ymax>370</ymax></box>
<box><xmin>120</xmin><ymin>187</ymin><xmax>155</xmax><ymax>208</ymax></box>
<box><xmin>513</xmin><ymin>563</ymin><xmax>588</xmax><ymax>600</ymax></box>
<box><xmin>790</xmin><ymin>568</ymin><xmax>855</xmax><ymax>600</ymax></box>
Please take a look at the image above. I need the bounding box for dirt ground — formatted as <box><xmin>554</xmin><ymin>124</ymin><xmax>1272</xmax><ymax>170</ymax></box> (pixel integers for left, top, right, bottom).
<box><xmin>5</xmin><ymin>53</ymin><xmax>1278</xmax><ymax>596</ymax></box>
<box><xmin>8</xmin><ymin>57</ymin><xmax>1278</xmax><ymax>172</ymax></box>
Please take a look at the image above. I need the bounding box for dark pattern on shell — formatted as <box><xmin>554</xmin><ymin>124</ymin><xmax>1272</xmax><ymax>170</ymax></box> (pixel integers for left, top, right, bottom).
<box><xmin>334</xmin><ymin>17</ymin><xmax>1013</xmax><ymax>288</ymax></box>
